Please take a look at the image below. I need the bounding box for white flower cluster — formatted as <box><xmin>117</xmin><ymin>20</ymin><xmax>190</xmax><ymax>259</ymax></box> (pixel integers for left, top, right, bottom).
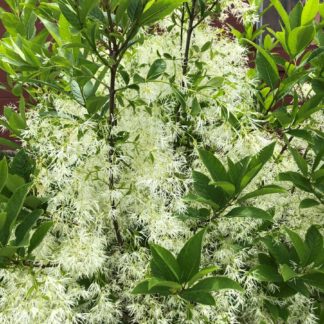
<box><xmin>1</xmin><ymin>7</ymin><xmax>323</xmax><ymax>324</ymax></box>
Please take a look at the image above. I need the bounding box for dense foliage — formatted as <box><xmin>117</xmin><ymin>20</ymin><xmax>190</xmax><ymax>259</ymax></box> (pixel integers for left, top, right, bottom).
<box><xmin>0</xmin><ymin>0</ymin><xmax>323</xmax><ymax>323</ymax></box>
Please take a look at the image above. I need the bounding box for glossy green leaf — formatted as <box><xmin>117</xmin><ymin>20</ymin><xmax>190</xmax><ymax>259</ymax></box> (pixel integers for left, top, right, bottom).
<box><xmin>210</xmin><ymin>181</ymin><xmax>235</xmax><ymax>195</ymax></box>
<box><xmin>177</xmin><ymin>229</ymin><xmax>205</xmax><ymax>283</ymax></box>
<box><xmin>140</xmin><ymin>0</ymin><xmax>184</xmax><ymax>26</ymax></box>
<box><xmin>295</xmin><ymin>94</ymin><xmax>323</xmax><ymax>124</ymax></box>
<box><xmin>253</xmin><ymin>264</ymin><xmax>282</xmax><ymax>282</ymax></box>
<box><xmin>58</xmin><ymin>1</ymin><xmax>82</xmax><ymax>29</ymax></box>
<box><xmin>299</xmin><ymin>198</ymin><xmax>320</xmax><ymax>209</ymax></box>
<box><xmin>150</xmin><ymin>244</ymin><xmax>180</xmax><ymax>282</ymax></box>
<box><xmin>180</xmin><ymin>291</ymin><xmax>215</xmax><ymax>305</ymax></box>
<box><xmin>0</xmin><ymin>212</ymin><xmax>7</xmax><ymax>232</ymax></box>
<box><xmin>28</xmin><ymin>221</ymin><xmax>53</xmax><ymax>254</ymax></box>
<box><xmin>127</xmin><ymin>0</ymin><xmax>143</xmax><ymax>21</ymax></box>
<box><xmin>301</xmin><ymin>0</ymin><xmax>319</xmax><ymax>26</ymax></box>
<box><xmin>38</xmin><ymin>16</ymin><xmax>61</xmax><ymax>45</ymax></box>
<box><xmin>147</xmin><ymin>59</ymin><xmax>166</xmax><ymax>81</ymax></box>
<box><xmin>279</xmin><ymin>264</ymin><xmax>297</xmax><ymax>282</ymax></box>
<box><xmin>0</xmin><ymin>246</ymin><xmax>18</xmax><ymax>258</ymax></box>
<box><xmin>191</xmin><ymin>97</ymin><xmax>202</xmax><ymax>116</ymax></box>
<box><xmin>148</xmin><ymin>277</ymin><xmax>182</xmax><ymax>290</ymax></box>
<box><xmin>255</xmin><ymin>48</ymin><xmax>280</xmax><ymax>88</ymax></box>
<box><xmin>183</xmin><ymin>193</ymin><xmax>220</xmax><ymax>210</ymax></box>
<box><xmin>132</xmin><ymin>279</ymin><xmax>151</xmax><ymax>294</ymax></box>
<box><xmin>239</xmin><ymin>185</ymin><xmax>286</xmax><ymax>201</ymax></box>
<box><xmin>80</xmin><ymin>0</ymin><xmax>100</xmax><ymax>21</ymax></box>
<box><xmin>132</xmin><ymin>279</ymin><xmax>171</xmax><ymax>295</ymax></box>
<box><xmin>289</xmin><ymin>1</ymin><xmax>302</xmax><ymax>29</ymax></box>
<box><xmin>0</xmin><ymin>138</ymin><xmax>20</xmax><ymax>150</ymax></box>
<box><xmin>5</xmin><ymin>174</ymin><xmax>25</xmax><ymax>193</ymax></box>
<box><xmin>305</xmin><ymin>225</ymin><xmax>323</xmax><ymax>265</ymax></box>
<box><xmin>301</xmin><ymin>272</ymin><xmax>324</xmax><ymax>291</ymax></box>
<box><xmin>279</xmin><ymin>172</ymin><xmax>313</xmax><ymax>192</ymax></box>
<box><xmin>15</xmin><ymin>209</ymin><xmax>43</xmax><ymax>246</ymax></box>
<box><xmin>192</xmin><ymin>171</ymin><xmax>227</xmax><ymax>207</ymax></box>
<box><xmin>261</xmin><ymin>236</ymin><xmax>290</xmax><ymax>264</ymax></box>
<box><xmin>288</xmin><ymin>25</ymin><xmax>315</xmax><ymax>57</ymax></box>
<box><xmin>0</xmin><ymin>184</ymin><xmax>30</xmax><ymax>245</ymax></box>
<box><xmin>0</xmin><ymin>158</ymin><xmax>8</xmax><ymax>193</ymax></box>
<box><xmin>270</xmin><ymin>0</ymin><xmax>290</xmax><ymax>31</ymax></box>
<box><xmin>198</xmin><ymin>149</ymin><xmax>228</xmax><ymax>182</ymax></box>
<box><xmin>225</xmin><ymin>207</ymin><xmax>273</xmax><ymax>221</ymax></box>
<box><xmin>289</xmin><ymin>146</ymin><xmax>308</xmax><ymax>176</ymax></box>
<box><xmin>286</xmin><ymin>228</ymin><xmax>309</xmax><ymax>265</ymax></box>
<box><xmin>188</xmin><ymin>276</ymin><xmax>243</xmax><ymax>292</ymax></box>
<box><xmin>187</xmin><ymin>266</ymin><xmax>219</xmax><ymax>287</ymax></box>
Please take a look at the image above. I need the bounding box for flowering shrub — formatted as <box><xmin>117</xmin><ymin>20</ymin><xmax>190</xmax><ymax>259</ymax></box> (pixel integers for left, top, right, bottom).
<box><xmin>0</xmin><ymin>0</ymin><xmax>323</xmax><ymax>323</ymax></box>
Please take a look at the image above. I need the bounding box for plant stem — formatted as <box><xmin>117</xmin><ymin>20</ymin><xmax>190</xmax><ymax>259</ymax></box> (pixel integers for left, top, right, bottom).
<box><xmin>108</xmin><ymin>63</ymin><xmax>124</xmax><ymax>247</ymax></box>
<box><xmin>180</xmin><ymin>4</ymin><xmax>185</xmax><ymax>50</ymax></box>
<box><xmin>182</xmin><ymin>0</ymin><xmax>196</xmax><ymax>82</ymax></box>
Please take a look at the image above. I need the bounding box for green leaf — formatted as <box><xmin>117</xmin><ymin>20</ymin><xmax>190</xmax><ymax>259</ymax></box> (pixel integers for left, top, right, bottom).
<box><xmin>148</xmin><ymin>277</ymin><xmax>182</xmax><ymax>291</ymax></box>
<box><xmin>289</xmin><ymin>146</ymin><xmax>308</xmax><ymax>176</ymax></box>
<box><xmin>0</xmin><ymin>212</ymin><xmax>6</xmax><ymax>232</ymax></box>
<box><xmin>177</xmin><ymin>207</ymin><xmax>210</xmax><ymax>220</ymax></box>
<box><xmin>58</xmin><ymin>1</ymin><xmax>82</xmax><ymax>29</ymax></box>
<box><xmin>71</xmin><ymin>80</ymin><xmax>85</xmax><ymax>105</ymax></box>
<box><xmin>301</xmin><ymin>0</ymin><xmax>319</xmax><ymax>26</ymax></box>
<box><xmin>191</xmin><ymin>97</ymin><xmax>201</xmax><ymax>116</ymax></box>
<box><xmin>225</xmin><ymin>207</ymin><xmax>273</xmax><ymax>221</ymax></box>
<box><xmin>239</xmin><ymin>185</ymin><xmax>286</xmax><ymax>201</ymax></box>
<box><xmin>187</xmin><ymin>266</ymin><xmax>219</xmax><ymax>287</ymax></box>
<box><xmin>15</xmin><ymin>209</ymin><xmax>43</xmax><ymax>246</ymax></box>
<box><xmin>188</xmin><ymin>276</ymin><xmax>243</xmax><ymax>293</ymax></box>
<box><xmin>198</xmin><ymin>149</ymin><xmax>228</xmax><ymax>182</ymax></box>
<box><xmin>177</xmin><ymin>229</ymin><xmax>205</xmax><ymax>283</ymax></box>
<box><xmin>210</xmin><ymin>181</ymin><xmax>235</xmax><ymax>195</ymax></box>
<box><xmin>288</xmin><ymin>25</ymin><xmax>315</xmax><ymax>58</ymax></box>
<box><xmin>140</xmin><ymin>0</ymin><xmax>184</xmax><ymax>26</ymax></box>
<box><xmin>38</xmin><ymin>16</ymin><xmax>61</xmax><ymax>45</ymax></box>
<box><xmin>250</xmin><ymin>142</ymin><xmax>276</xmax><ymax>167</ymax></box>
<box><xmin>150</xmin><ymin>244</ymin><xmax>180</xmax><ymax>282</ymax></box>
<box><xmin>0</xmin><ymin>158</ymin><xmax>8</xmax><ymax>193</ymax></box>
<box><xmin>0</xmin><ymin>138</ymin><xmax>20</xmax><ymax>150</ymax></box>
<box><xmin>10</xmin><ymin>150</ymin><xmax>35</xmax><ymax>182</ymax></box>
<box><xmin>285</xmin><ymin>228</ymin><xmax>309</xmax><ymax>265</ymax></box>
<box><xmin>132</xmin><ymin>279</ymin><xmax>151</xmax><ymax>294</ymax></box>
<box><xmin>0</xmin><ymin>246</ymin><xmax>18</xmax><ymax>258</ymax></box>
<box><xmin>305</xmin><ymin>225</ymin><xmax>323</xmax><ymax>265</ymax></box>
<box><xmin>132</xmin><ymin>279</ymin><xmax>172</xmax><ymax>296</ymax></box>
<box><xmin>253</xmin><ymin>264</ymin><xmax>282</xmax><ymax>282</ymax></box>
<box><xmin>320</xmin><ymin>3</ymin><xmax>324</xmax><ymax>18</ymax></box>
<box><xmin>180</xmin><ymin>291</ymin><xmax>215</xmax><ymax>305</ymax></box>
<box><xmin>5</xmin><ymin>174</ymin><xmax>25</xmax><ymax>193</ymax></box>
<box><xmin>295</xmin><ymin>94</ymin><xmax>323</xmax><ymax>124</ymax></box>
<box><xmin>183</xmin><ymin>193</ymin><xmax>220</xmax><ymax>210</ymax></box>
<box><xmin>261</xmin><ymin>237</ymin><xmax>290</xmax><ymax>264</ymax></box>
<box><xmin>301</xmin><ymin>272</ymin><xmax>324</xmax><ymax>291</ymax></box>
<box><xmin>127</xmin><ymin>0</ymin><xmax>143</xmax><ymax>21</ymax></box>
<box><xmin>146</xmin><ymin>59</ymin><xmax>166</xmax><ymax>81</ymax></box>
<box><xmin>299</xmin><ymin>198</ymin><xmax>320</xmax><ymax>209</ymax></box>
<box><xmin>192</xmin><ymin>171</ymin><xmax>227</xmax><ymax>208</ymax></box>
<box><xmin>80</xmin><ymin>0</ymin><xmax>100</xmax><ymax>21</ymax></box>
<box><xmin>270</xmin><ymin>0</ymin><xmax>291</xmax><ymax>31</ymax></box>
<box><xmin>278</xmin><ymin>172</ymin><xmax>313</xmax><ymax>192</ymax></box>
<box><xmin>255</xmin><ymin>50</ymin><xmax>280</xmax><ymax>89</ymax></box>
<box><xmin>279</xmin><ymin>264</ymin><xmax>297</xmax><ymax>282</ymax></box>
<box><xmin>289</xmin><ymin>1</ymin><xmax>303</xmax><ymax>29</ymax></box>
<box><xmin>240</xmin><ymin>142</ymin><xmax>276</xmax><ymax>189</ymax></box>
<box><xmin>28</xmin><ymin>221</ymin><xmax>53</xmax><ymax>254</ymax></box>
<box><xmin>0</xmin><ymin>184</ymin><xmax>30</xmax><ymax>245</ymax></box>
